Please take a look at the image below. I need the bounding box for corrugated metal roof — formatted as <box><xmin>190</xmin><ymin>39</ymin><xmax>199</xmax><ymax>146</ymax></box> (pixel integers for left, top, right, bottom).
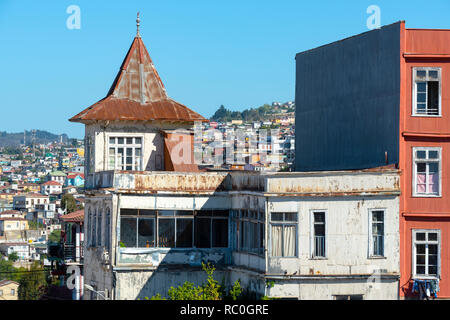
<box><xmin>69</xmin><ymin>36</ymin><xmax>207</xmax><ymax>123</ymax></box>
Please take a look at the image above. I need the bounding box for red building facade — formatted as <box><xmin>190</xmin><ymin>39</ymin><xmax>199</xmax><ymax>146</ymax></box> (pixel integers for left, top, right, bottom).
<box><xmin>399</xmin><ymin>22</ymin><xmax>450</xmax><ymax>298</ymax></box>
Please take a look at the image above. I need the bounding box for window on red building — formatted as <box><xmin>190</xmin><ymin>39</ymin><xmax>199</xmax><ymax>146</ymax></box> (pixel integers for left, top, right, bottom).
<box><xmin>412</xmin><ymin>67</ymin><xmax>441</xmax><ymax>116</ymax></box>
<box><xmin>413</xmin><ymin>147</ymin><xmax>441</xmax><ymax>197</ymax></box>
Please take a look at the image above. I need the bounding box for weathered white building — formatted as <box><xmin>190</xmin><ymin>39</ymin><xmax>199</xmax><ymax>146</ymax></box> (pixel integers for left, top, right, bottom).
<box><xmin>69</xmin><ymin>19</ymin><xmax>401</xmax><ymax>300</ymax></box>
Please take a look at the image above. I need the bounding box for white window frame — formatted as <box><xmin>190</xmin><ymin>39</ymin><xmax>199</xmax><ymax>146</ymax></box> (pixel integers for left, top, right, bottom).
<box><xmin>412</xmin><ymin>67</ymin><xmax>442</xmax><ymax>117</ymax></box>
<box><xmin>107</xmin><ymin>135</ymin><xmax>144</xmax><ymax>171</ymax></box>
<box><xmin>310</xmin><ymin>210</ymin><xmax>327</xmax><ymax>259</ymax></box>
<box><xmin>368</xmin><ymin>209</ymin><xmax>385</xmax><ymax>258</ymax></box>
<box><xmin>412</xmin><ymin>229</ymin><xmax>441</xmax><ymax>279</ymax></box>
<box><xmin>412</xmin><ymin>147</ymin><xmax>442</xmax><ymax>197</ymax></box>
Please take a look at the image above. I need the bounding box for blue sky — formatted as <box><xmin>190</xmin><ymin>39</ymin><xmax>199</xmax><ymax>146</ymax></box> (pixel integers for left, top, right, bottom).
<box><xmin>1</xmin><ymin>0</ymin><xmax>449</xmax><ymax>139</ymax></box>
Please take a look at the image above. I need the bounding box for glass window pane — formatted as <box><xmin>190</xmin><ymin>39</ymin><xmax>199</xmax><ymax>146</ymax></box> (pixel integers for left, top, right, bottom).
<box><xmin>271</xmin><ymin>213</ymin><xmax>283</xmax><ymax>222</ymax></box>
<box><xmin>120</xmin><ymin>217</ymin><xmax>137</xmax><ymax>247</ymax></box>
<box><xmin>372</xmin><ymin>211</ymin><xmax>384</xmax><ymax>222</ymax></box>
<box><xmin>429</xmin><ymin>163</ymin><xmax>438</xmax><ymax>173</ymax></box>
<box><xmin>416</xmin><ymin>151</ymin><xmax>426</xmax><ymax>159</ymax></box>
<box><xmin>176</xmin><ymin>219</ymin><xmax>193</xmax><ymax>247</ymax></box>
<box><xmin>428</xmin><ymin>254</ymin><xmax>438</xmax><ymax>266</ymax></box>
<box><xmin>135</xmin><ymin>137</ymin><xmax>142</xmax><ymax>145</ymax></box>
<box><xmin>416</xmin><ymin>71</ymin><xmax>427</xmax><ymax>79</ymax></box>
<box><xmin>416</xmin><ymin>244</ymin><xmax>426</xmax><ymax>254</ymax></box>
<box><xmin>271</xmin><ymin>225</ymin><xmax>283</xmax><ymax>256</ymax></box>
<box><xmin>416</xmin><ymin>82</ymin><xmax>427</xmax><ymax>92</ymax></box>
<box><xmin>416</xmin><ymin>104</ymin><xmax>426</xmax><ymax>112</ymax></box>
<box><xmin>284</xmin><ymin>213</ymin><xmax>298</xmax><ymax>222</ymax></box>
<box><xmin>126</xmin><ymin>138</ymin><xmax>133</xmax><ymax>144</ymax></box>
<box><xmin>417</xmin><ymin>163</ymin><xmax>426</xmax><ymax>173</ymax></box>
<box><xmin>416</xmin><ymin>265</ymin><xmax>425</xmax><ymax>275</ymax></box>
<box><xmin>428</xmin><ymin>233</ymin><xmax>438</xmax><ymax>241</ymax></box>
<box><xmin>428</xmin><ymin>151</ymin><xmax>438</xmax><ymax>159</ymax></box>
<box><xmin>109</xmin><ymin>137</ymin><xmax>115</xmax><ymax>144</ymax></box>
<box><xmin>416</xmin><ymin>254</ymin><xmax>425</xmax><ymax>265</ymax></box>
<box><xmin>283</xmin><ymin>225</ymin><xmax>296</xmax><ymax>256</ymax></box>
<box><xmin>212</xmin><ymin>219</ymin><xmax>228</xmax><ymax>247</ymax></box>
<box><xmin>428</xmin><ymin>70</ymin><xmax>438</xmax><ymax>80</ymax></box>
<box><xmin>428</xmin><ymin>266</ymin><xmax>437</xmax><ymax>275</ymax></box>
<box><xmin>140</xmin><ymin>210</ymin><xmax>156</xmax><ymax>216</ymax></box>
<box><xmin>118</xmin><ymin>138</ymin><xmax>124</xmax><ymax>144</ymax></box>
<box><xmin>314</xmin><ymin>212</ymin><xmax>325</xmax><ymax>223</ymax></box>
<box><xmin>159</xmin><ymin>210</ymin><xmax>175</xmax><ymax>216</ymax></box>
<box><xmin>138</xmin><ymin>218</ymin><xmax>155</xmax><ymax>247</ymax></box>
<box><xmin>213</xmin><ymin>210</ymin><xmax>229</xmax><ymax>217</ymax></box>
<box><xmin>121</xmin><ymin>209</ymin><xmax>138</xmax><ymax>216</ymax></box>
<box><xmin>428</xmin><ymin>244</ymin><xmax>438</xmax><ymax>255</ymax></box>
<box><xmin>158</xmin><ymin>219</ymin><xmax>175</xmax><ymax>247</ymax></box>
<box><xmin>416</xmin><ymin>232</ymin><xmax>426</xmax><ymax>241</ymax></box>
<box><xmin>195</xmin><ymin>218</ymin><xmax>211</xmax><ymax>248</ymax></box>
<box><xmin>417</xmin><ymin>93</ymin><xmax>426</xmax><ymax>103</ymax></box>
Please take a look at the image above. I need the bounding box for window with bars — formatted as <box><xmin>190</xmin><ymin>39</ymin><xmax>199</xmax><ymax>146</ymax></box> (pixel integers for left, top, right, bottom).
<box><xmin>413</xmin><ymin>147</ymin><xmax>441</xmax><ymax>197</ymax></box>
<box><xmin>412</xmin><ymin>67</ymin><xmax>441</xmax><ymax>116</ymax></box>
<box><xmin>312</xmin><ymin>211</ymin><xmax>326</xmax><ymax>258</ymax></box>
<box><xmin>412</xmin><ymin>229</ymin><xmax>440</xmax><ymax>278</ymax></box>
<box><xmin>369</xmin><ymin>210</ymin><xmax>384</xmax><ymax>257</ymax></box>
<box><xmin>108</xmin><ymin>137</ymin><xmax>143</xmax><ymax>171</ymax></box>
<box><xmin>270</xmin><ymin>212</ymin><xmax>297</xmax><ymax>257</ymax></box>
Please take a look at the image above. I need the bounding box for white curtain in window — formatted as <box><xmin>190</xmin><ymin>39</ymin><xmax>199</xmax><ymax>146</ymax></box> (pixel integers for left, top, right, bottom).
<box><xmin>271</xmin><ymin>225</ymin><xmax>283</xmax><ymax>256</ymax></box>
<box><xmin>283</xmin><ymin>225</ymin><xmax>296</xmax><ymax>256</ymax></box>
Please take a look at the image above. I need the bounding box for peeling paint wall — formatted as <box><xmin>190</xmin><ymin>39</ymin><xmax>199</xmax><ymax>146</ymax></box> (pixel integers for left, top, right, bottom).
<box><xmin>85</xmin><ymin>122</ymin><xmax>193</xmax><ymax>174</ymax></box>
<box><xmin>82</xmin><ymin>170</ymin><xmax>400</xmax><ymax>300</ymax></box>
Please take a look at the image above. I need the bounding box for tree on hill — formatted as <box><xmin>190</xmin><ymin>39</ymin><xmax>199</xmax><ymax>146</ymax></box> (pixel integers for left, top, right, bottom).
<box><xmin>18</xmin><ymin>262</ymin><xmax>48</xmax><ymax>300</ymax></box>
<box><xmin>61</xmin><ymin>193</ymin><xmax>77</xmax><ymax>213</ymax></box>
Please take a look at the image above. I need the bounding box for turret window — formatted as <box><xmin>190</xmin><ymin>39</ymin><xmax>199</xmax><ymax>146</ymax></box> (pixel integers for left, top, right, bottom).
<box><xmin>108</xmin><ymin>136</ymin><xmax>143</xmax><ymax>171</ymax></box>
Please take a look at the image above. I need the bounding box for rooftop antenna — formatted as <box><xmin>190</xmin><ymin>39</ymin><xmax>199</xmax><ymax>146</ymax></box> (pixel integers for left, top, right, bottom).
<box><xmin>136</xmin><ymin>12</ymin><xmax>141</xmax><ymax>37</ymax></box>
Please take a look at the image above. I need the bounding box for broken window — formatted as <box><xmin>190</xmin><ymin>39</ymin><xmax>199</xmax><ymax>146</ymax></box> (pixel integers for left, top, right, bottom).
<box><xmin>108</xmin><ymin>137</ymin><xmax>143</xmax><ymax>171</ymax></box>
<box><xmin>369</xmin><ymin>210</ymin><xmax>384</xmax><ymax>257</ymax></box>
<box><xmin>270</xmin><ymin>212</ymin><xmax>297</xmax><ymax>257</ymax></box>
<box><xmin>312</xmin><ymin>211</ymin><xmax>326</xmax><ymax>258</ymax></box>
<box><xmin>413</xmin><ymin>229</ymin><xmax>440</xmax><ymax>278</ymax></box>
<box><xmin>413</xmin><ymin>147</ymin><xmax>441</xmax><ymax>196</ymax></box>
<box><xmin>413</xmin><ymin>67</ymin><xmax>441</xmax><ymax>116</ymax></box>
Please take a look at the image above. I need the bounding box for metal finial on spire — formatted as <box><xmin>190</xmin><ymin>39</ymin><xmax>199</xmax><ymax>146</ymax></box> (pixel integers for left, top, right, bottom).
<box><xmin>136</xmin><ymin>12</ymin><xmax>141</xmax><ymax>37</ymax></box>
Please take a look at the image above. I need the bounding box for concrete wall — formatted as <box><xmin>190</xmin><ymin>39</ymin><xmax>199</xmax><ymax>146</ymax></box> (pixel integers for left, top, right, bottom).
<box><xmin>295</xmin><ymin>22</ymin><xmax>401</xmax><ymax>171</ymax></box>
<box><xmin>82</xmin><ymin>170</ymin><xmax>400</xmax><ymax>300</ymax></box>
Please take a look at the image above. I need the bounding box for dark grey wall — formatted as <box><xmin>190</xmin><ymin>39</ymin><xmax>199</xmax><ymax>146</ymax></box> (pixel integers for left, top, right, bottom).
<box><xmin>295</xmin><ymin>22</ymin><xmax>400</xmax><ymax>171</ymax></box>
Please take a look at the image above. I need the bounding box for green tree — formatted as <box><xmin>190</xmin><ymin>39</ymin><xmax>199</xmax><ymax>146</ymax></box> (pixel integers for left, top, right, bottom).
<box><xmin>61</xmin><ymin>193</ymin><xmax>77</xmax><ymax>213</ymax></box>
<box><xmin>8</xmin><ymin>252</ymin><xmax>19</xmax><ymax>262</ymax></box>
<box><xmin>18</xmin><ymin>262</ymin><xmax>48</xmax><ymax>300</ymax></box>
<box><xmin>147</xmin><ymin>262</ymin><xmax>242</xmax><ymax>300</ymax></box>
<box><xmin>48</xmin><ymin>230</ymin><xmax>61</xmax><ymax>243</ymax></box>
<box><xmin>28</xmin><ymin>220</ymin><xmax>44</xmax><ymax>230</ymax></box>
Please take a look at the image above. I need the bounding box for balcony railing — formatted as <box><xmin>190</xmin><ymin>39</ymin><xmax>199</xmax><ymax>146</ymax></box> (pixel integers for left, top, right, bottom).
<box><xmin>313</xmin><ymin>235</ymin><xmax>326</xmax><ymax>258</ymax></box>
